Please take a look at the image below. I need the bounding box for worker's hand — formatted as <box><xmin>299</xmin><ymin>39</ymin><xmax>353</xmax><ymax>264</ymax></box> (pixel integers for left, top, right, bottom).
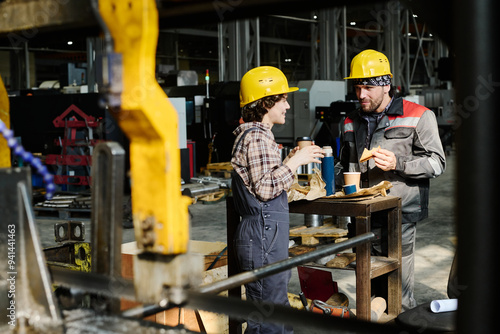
<box><xmin>372</xmin><ymin>148</ymin><xmax>396</xmax><ymax>171</ymax></box>
<box><xmin>286</xmin><ymin>145</ymin><xmax>325</xmax><ymax>172</ymax></box>
<box><xmin>289</xmin><ymin>146</ymin><xmax>300</xmax><ymax>156</ymax></box>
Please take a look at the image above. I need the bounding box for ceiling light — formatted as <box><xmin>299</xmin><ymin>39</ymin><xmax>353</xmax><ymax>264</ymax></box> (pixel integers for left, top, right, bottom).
<box><xmin>350</xmin><ymin>21</ymin><xmax>356</xmax><ymax>26</ymax></box>
<box><xmin>67</xmin><ymin>41</ymin><xmax>73</xmax><ymax>45</ymax></box>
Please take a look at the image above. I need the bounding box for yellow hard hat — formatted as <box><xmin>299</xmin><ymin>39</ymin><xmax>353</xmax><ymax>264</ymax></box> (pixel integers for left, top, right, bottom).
<box><xmin>240</xmin><ymin>66</ymin><xmax>298</xmax><ymax>107</ymax></box>
<box><xmin>344</xmin><ymin>49</ymin><xmax>393</xmax><ymax>80</ymax></box>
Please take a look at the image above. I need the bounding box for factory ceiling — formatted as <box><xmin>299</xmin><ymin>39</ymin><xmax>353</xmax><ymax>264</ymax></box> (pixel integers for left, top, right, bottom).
<box><xmin>0</xmin><ymin>0</ymin><xmax>454</xmax><ymax>52</ymax></box>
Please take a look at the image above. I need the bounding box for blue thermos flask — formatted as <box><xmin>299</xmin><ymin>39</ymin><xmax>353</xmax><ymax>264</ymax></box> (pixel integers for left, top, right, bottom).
<box><xmin>322</xmin><ymin>146</ymin><xmax>335</xmax><ymax>196</ymax></box>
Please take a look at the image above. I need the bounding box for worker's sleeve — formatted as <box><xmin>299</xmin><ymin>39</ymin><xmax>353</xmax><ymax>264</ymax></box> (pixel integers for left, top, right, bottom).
<box><xmin>395</xmin><ymin>110</ymin><xmax>446</xmax><ymax>179</ymax></box>
<box><xmin>246</xmin><ymin>138</ymin><xmax>294</xmax><ymax>202</ymax></box>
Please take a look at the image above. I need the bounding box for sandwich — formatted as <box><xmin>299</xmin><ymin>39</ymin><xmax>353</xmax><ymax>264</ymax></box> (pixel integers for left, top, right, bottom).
<box><xmin>359</xmin><ymin>146</ymin><xmax>381</xmax><ymax>163</ymax></box>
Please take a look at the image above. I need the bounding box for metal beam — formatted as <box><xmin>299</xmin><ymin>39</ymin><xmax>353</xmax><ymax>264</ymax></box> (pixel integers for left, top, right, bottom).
<box><xmin>91</xmin><ymin>142</ymin><xmax>125</xmax><ymax>278</ymax></box>
<box><xmin>0</xmin><ymin>168</ymin><xmax>63</xmax><ymax>331</ymax></box>
<box><xmin>0</xmin><ymin>0</ymin><xmax>97</xmax><ymax>36</ymax></box>
<box><xmin>455</xmin><ymin>0</ymin><xmax>500</xmax><ymax>333</ymax></box>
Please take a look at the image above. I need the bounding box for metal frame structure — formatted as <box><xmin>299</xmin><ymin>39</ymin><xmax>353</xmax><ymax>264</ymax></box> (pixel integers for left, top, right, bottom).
<box><xmin>378</xmin><ymin>1</ymin><xmax>411</xmax><ymax>93</ymax></box>
<box><xmin>156</xmin><ymin>3</ymin><xmax>445</xmax><ymax>91</ymax></box>
<box><xmin>220</xmin><ymin>18</ymin><xmax>260</xmax><ymax>81</ymax></box>
<box><xmin>316</xmin><ymin>7</ymin><xmax>348</xmax><ymax>81</ymax></box>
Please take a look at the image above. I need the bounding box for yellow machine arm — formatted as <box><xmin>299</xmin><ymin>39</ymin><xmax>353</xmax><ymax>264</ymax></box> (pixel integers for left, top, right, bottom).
<box><xmin>0</xmin><ymin>75</ymin><xmax>10</xmax><ymax>168</ymax></box>
<box><xmin>98</xmin><ymin>0</ymin><xmax>191</xmax><ymax>255</ymax></box>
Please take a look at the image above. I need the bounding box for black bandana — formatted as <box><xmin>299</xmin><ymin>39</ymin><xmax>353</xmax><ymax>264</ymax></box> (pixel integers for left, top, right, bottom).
<box><xmin>352</xmin><ymin>75</ymin><xmax>391</xmax><ymax>86</ymax></box>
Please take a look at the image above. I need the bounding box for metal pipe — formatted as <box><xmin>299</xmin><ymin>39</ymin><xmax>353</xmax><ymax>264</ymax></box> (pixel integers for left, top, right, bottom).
<box><xmin>185</xmin><ymin>290</ymin><xmax>400</xmax><ymax>334</ymax></box>
<box><xmin>181</xmin><ymin>183</ymin><xmax>220</xmax><ymax>197</ymax></box>
<box><xmin>198</xmin><ymin>232</ymin><xmax>375</xmax><ymax>295</ymax></box>
<box><xmin>49</xmin><ymin>266</ymin><xmax>136</xmax><ymax>301</ymax></box>
<box><xmin>123</xmin><ymin>289</ymin><xmax>399</xmax><ymax>333</ymax></box>
<box><xmin>90</xmin><ymin>0</ymin><xmax>114</xmax><ymax>54</ymax></box>
<box><xmin>24</xmin><ymin>41</ymin><xmax>30</xmax><ymax>89</ymax></box>
<box><xmin>121</xmin><ymin>232</ymin><xmax>374</xmax><ymax>318</ymax></box>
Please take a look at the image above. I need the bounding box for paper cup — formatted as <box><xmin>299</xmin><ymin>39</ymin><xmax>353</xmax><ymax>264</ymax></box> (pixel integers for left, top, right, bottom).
<box><xmin>344</xmin><ymin>172</ymin><xmax>361</xmax><ymax>191</ymax></box>
<box><xmin>343</xmin><ymin>184</ymin><xmax>357</xmax><ymax>195</ymax></box>
<box><xmin>296</xmin><ymin>136</ymin><xmax>312</xmax><ymax>149</ymax></box>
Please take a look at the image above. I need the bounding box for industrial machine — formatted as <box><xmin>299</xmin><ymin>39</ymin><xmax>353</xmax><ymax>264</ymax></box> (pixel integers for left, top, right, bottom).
<box><xmin>272</xmin><ymin>80</ymin><xmax>346</xmax><ymax>148</ymax></box>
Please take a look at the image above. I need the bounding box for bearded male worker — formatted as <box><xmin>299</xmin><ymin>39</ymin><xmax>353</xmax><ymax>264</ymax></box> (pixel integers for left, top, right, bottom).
<box><xmin>339</xmin><ymin>49</ymin><xmax>446</xmax><ymax>311</ymax></box>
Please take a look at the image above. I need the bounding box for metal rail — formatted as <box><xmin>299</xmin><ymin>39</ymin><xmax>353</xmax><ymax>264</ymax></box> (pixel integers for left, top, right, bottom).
<box><xmin>121</xmin><ymin>232</ymin><xmax>375</xmax><ymax>318</ymax></box>
<box><xmin>199</xmin><ymin>232</ymin><xmax>374</xmax><ymax>295</ymax></box>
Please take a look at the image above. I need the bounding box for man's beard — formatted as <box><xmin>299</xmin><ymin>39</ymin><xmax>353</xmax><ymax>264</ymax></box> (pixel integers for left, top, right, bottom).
<box><xmin>359</xmin><ymin>94</ymin><xmax>383</xmax><ymax>113</ymax></box>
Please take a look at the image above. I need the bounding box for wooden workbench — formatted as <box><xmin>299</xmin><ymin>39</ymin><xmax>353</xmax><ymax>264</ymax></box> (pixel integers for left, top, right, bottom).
<box><xmin>226</xmin><ymin>195</ymin><xmax>402</xmax><ymax>327</ymax></box>
<box><xmin>288</xmin><ymin>195</ymin><xmax>402</xmax><ymax>321</ymax></box>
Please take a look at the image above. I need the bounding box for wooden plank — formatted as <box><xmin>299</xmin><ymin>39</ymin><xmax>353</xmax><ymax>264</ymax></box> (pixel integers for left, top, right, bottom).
<box><xmin>206</xmin><ymin>162</ymin><xmax>233</xmax><ymax>171</ymax></box>
<box><xmin>289</xmin><ymin>224</ymin><xmax>348</xmax><ymax>238</ymax></box>
<box><xmin>370</xmin><ymin>257</ymin><xmax>400</xmax><ymax>279</ymax></box>
<box><xmin>289</xmin><ymin>223</ymin><xmax>348</xmax><ymax>245</ymax></box>
<box><xmin>288</xmin><ymin>245</ymin><xmax>316</xmax><ymax>257</ymax></box>
<box><xmin>325</xmin><ymin>253</ymin><xmax>356</xmax><ymax>268</ymax></box>
<box><xmin>302</xmin><ymin>235</ymin><xmax>319</xmax><ymax>245</ymax></box>
<box><xmin>203</xmin><ymin>170</ymin><xmax>232</xmax><ymax>178</ymax></box>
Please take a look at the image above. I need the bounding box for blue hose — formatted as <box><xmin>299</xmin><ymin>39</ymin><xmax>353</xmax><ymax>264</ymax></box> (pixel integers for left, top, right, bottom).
<box><xmin>0</xmin><ymin>119</ymin><xmax>56</xmax><ymax>199</ymax></box>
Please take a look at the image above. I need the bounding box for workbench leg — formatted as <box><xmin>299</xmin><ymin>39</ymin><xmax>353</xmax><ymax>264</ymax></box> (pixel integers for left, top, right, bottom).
<box><xmin>355</xmin><ymin>215</ymin><xmax>371</xmax><ymax>321</ymax></box>
<box><xmin>386</xmin><ymin>204</ymin><xmax>402</xmax><ymax>317</ymax></box>
<box><xmin>226</xmin><ymin>196</ymin><xmax>242</xmax><ymax>334</ymax></box>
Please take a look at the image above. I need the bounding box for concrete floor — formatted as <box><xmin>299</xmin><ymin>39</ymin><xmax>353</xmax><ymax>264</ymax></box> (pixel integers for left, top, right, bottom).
<box><xmin>34</xmin><ymin>151</ymin><xmax>456</xmax><ymax>332</ymax></box>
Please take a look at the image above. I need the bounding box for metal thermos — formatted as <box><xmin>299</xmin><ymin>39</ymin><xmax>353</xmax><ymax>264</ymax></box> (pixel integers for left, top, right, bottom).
<box><xmin>296</xmin><ymin>137</ymin><xmax>313</xmax><ymax>174</ymax></box>
<box><xmin>322</xmin><ymin>146</ymin><xmax>335</xmax><ymax>196</ymax></box>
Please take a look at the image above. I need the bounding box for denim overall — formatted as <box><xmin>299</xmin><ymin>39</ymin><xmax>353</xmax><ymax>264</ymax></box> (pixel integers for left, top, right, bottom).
<box><xmin>232</xmin><ymin>128</ymin><xmax>293</xmax><ymax>334</ymax></box>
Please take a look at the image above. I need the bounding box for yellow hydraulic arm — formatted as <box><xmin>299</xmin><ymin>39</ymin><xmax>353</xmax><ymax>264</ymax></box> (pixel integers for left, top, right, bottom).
<box><xmin>97</xmin><ymin>0</ymin><xmax>191</xmax><ymax>255</ymax></box>
<box><xmin>0</xmin><ymin>75</ymin><xmax>10</xmax><ymax>168</ymax></box>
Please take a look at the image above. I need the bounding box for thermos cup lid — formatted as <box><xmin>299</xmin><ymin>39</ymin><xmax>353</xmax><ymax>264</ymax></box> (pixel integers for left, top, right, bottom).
<box><xmin>323</xmin><ymin>146</ymin><xmax>333</xmax><ymax>155</ymax></box>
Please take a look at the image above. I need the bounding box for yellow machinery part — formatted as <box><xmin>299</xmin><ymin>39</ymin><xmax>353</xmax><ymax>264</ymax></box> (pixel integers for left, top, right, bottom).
<box><xmin>98</xmin><ymin>0</ymin><xmax>191</xmax><ymax>254</ymax></box>
<box><xmin>0</xmin><ymin>75</ymin><xmax>10</xmax><ymax>168</ymax></box>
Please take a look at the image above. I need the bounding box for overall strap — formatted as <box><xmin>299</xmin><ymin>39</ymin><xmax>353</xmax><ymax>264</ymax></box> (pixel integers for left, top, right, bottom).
<box><xmin>232</xmin><ymin>127</ymin><xmax>258</xmax><ymax>156</ymax></box>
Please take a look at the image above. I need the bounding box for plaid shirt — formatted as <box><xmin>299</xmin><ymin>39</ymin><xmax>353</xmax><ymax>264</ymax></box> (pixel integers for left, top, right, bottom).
<box><xmin>231</xmin><ymin>122</ymin><xmax>294</xmax><ymax>202</ymax></box>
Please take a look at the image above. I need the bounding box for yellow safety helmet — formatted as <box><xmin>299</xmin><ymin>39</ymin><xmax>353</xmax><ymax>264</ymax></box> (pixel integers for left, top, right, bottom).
<box><xmin>240</xmin><ymin>66</ymin><xmax>298</xmax><ymax>107</ymax></box>
<box><xmin>344</xmin><ymin>49</ymin><xmax>393</xmax><ymax>80</ymax></box>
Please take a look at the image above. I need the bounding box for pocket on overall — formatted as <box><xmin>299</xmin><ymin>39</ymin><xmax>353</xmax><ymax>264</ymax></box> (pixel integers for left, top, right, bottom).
<box><xmin>234</xmin><ymin>238</ymin><xmax>254</xmax><ymax>272</ymax></box>
<box><xmin>263</xmin><ymin>221</ymin><xmax>290</xmax><ymax>265</ymax></box>
<box><xmin>263</xmin><ymin>221</ymin><xmax>279</xmax><ymax>263</ymax></box>
<box><xmin>234</xmin><ymin>218</ymin><xmax>264</xmax><ymax>271</ymax></box>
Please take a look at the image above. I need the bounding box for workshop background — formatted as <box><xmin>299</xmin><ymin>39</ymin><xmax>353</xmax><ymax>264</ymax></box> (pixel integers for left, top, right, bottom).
<box><xmin>1</xmin><ymin>0</ymin><xmax>498</xmax><ymax>333</ymax></box>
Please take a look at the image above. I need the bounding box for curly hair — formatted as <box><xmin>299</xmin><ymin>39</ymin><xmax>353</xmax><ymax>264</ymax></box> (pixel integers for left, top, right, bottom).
<box><xmin>241</xmin><ymin>94</ymin><xmax>286</xmax><ymax>122</ymax></box>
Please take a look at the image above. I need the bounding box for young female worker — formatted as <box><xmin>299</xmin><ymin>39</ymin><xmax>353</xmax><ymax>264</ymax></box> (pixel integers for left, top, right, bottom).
<box><xmin>231</xmin><ymin>66</ymin><xmax>324</xmax><ymax>334</ymax></box>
